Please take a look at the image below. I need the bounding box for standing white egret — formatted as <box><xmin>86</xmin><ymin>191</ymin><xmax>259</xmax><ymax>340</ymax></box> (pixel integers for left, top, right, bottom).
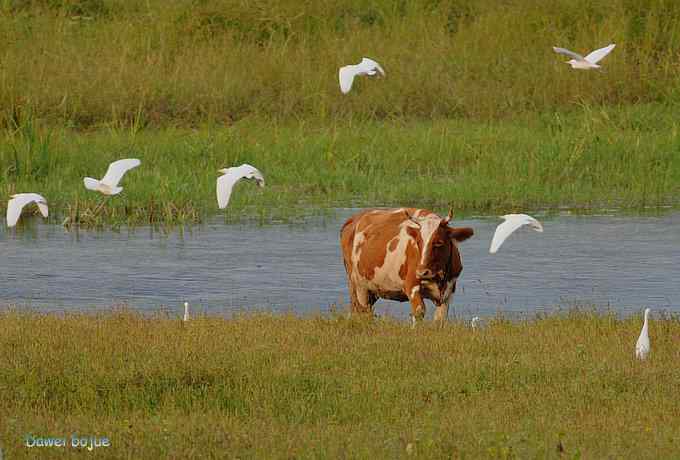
<box><xmin>339</xmin><ymin>57</ymin><xmax>385</xmax><ymax>94</ymax></box>
<box><xmin>471</xmin><ymin>316</ymin><xmax>481</xmax><ymax>329</ymax></box>
<box><xmin>6</xmin><ymin>193</ymin><xmax>49</xmax><ymax>227</ymax></box>
<box><xmin>553</xmin><ymin>44</ymin><xmax>616</xmax><ymax>70</ymax></box>
<box><xmin>489</xmin><ymin>214</ymin><xmax>543</xmax><ymax>254</ymax></box>
<box><xmin>183</xmin><ymin>302</ymin><xmax>190</xmax><ymax>322</ymax></box>
<box><xmin>83</xmin><ymin>158</ymin><xmax>141</xmax><ymax>195</ymax></box>
<box><xmin>635</xmin><ymin>308</ymin><xmax>651</xmax><ymax>360</ymax></box>
<box><xmin>216</xmin><ymin>164</ymin><xmax>265</xmax><ymax>209</ymax></box>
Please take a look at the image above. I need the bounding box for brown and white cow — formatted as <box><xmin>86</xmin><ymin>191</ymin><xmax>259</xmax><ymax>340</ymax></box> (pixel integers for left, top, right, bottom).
<box><xmin>340</xmin><ymin>208</ymin><xmax>473</xmax><ymax>325</ymax></box>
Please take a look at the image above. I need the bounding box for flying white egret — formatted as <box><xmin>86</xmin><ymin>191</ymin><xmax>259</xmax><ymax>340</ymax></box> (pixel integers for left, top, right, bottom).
<box><xmin>489</xmin><ymin>214</ymin><xmax>543</xmax><ymax>254</ymax></box>
<box><xmin>6</xmin><ymin>193</ymin><xmax>49</xmax><ymax>227</ymax></box>
<box><xmin>339</xmin><ymin>57</ymin><xmax>385</xmax><ymax>94</ymax></box>
<box><xmin>183</xmin><ymin>302</ymin><xmax>190</xmax><ymax>322</ymax></box>
<box><xmin>553</xmin><ymin>44</ymin><xmax>616</xmax><ymax>70</ymax></box>
<box><xmin>83</xmin><ymin>158</ymin><xmax>141</xmax><ymax>195</ymax></box>
<box><xmin>216</xmin><ymin>164</ymin><xmax>265</xmax><ymax>209</ymax></box>
<box><xmin>635</xmin><ymin>308</ymin><xmax>651</xmax><ymax>360</ymax></box>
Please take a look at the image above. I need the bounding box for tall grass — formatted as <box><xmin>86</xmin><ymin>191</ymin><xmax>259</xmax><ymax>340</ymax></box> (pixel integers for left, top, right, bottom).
<box><xmin>1</xmin><ymin>103</ymin><xmax>679</xmax><ymax>225</ymax></box>
<box><xmin>1</xmin><ymin>310</ymin><xmax>679</xmax><ymax>458</ymax></box>
<box><xmin>2</xmin><ymin>0</ymin><xmax>680</xmax><ymax>127</ymax></box>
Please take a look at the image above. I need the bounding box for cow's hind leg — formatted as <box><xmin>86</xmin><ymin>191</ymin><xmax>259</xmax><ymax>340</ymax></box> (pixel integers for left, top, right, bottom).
<box><xmin>350</xmin><ymin>283</ymin><xmax>376</xmax><ymax>316</ymax></box>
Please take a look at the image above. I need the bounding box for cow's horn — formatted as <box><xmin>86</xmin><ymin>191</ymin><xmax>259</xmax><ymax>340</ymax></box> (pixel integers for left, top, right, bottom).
<box><xmin>404</xmin><ymin>209</ymin><xmax>421</xmax><ymax>227</ymax></box>
<box><xmin>441</xmin><ymin>207</ymin><xmax>453</xmax><ymax>225</ymax></box>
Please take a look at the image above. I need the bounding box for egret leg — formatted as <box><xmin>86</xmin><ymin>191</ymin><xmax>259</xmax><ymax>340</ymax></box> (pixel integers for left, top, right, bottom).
<box><xmin>92</xmin><ymin>196</ymin><xmax>110</xmax><ymax>216</ymax></box>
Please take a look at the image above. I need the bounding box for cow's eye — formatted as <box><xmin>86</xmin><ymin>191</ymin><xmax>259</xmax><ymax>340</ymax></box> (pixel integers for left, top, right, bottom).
<box><xmin>433</xmin><ymin>241</ymin><xmax>444</xmax><ymax>247</ymax></box>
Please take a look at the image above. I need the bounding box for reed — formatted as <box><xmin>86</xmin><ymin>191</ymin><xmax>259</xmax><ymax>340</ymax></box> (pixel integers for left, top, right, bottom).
<box><xmin>2</xmin><ymin>0</ymin><xmax>680</xmax><ymax>127</ymax></box>
<box><xmin>1</xmin><ymin>103</ymin><xmax>679</xmax><ymax>226</ymax></box>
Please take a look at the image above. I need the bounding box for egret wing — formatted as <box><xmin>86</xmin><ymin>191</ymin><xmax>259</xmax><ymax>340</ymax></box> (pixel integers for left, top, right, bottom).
<box><xmin>552</xmin><ymin>47</ymin><xmax>583</xmax><ymax>60</ymax></box>
<box><xmin>584</xmin><ymin>44</ymin><xmax>615</xmax><ymax>64</ymax></box>
<box><xmin>6</xmin><ymin>193</ymin><xmax>47</xmax><ymax>227</ymax></box>
<box><xmin>6</xmin><ymin>195</ymin><xmax>27</xmax><ymax>227</ymax></box>
<box><xmin>339</xmin><ymin>65</ymin><xmax>357</xmax><ymax>94</ymax></box>
<box><xmin>216</xmin><ymin>172</ymin><xmax>237</xmax><ymax>209</ymax></box>
<box><xmin>507</xmin><ymin>213</ymin><xmax>543</xmax><ymax>232</ymax></box>
<box><xmin>100</xmin><ymin>158</ymin><xmax>141</xmax><ymax>187</ymax></box>
<box><xmin>489</xmin><ymin>218</ymin><xmax>525</xmax><ymax>254</ymax></box>
<box><xmin>83</xmin><ymin>177</ymin><xmax>100</xmax><ymax>191</ymax></box>
<box><xmin>635</xmin><ymin>335</ymin><xmax>649</xmax><ymax>359</ymax></box>
<box><xmin>216</xmin><ymin>165</ymin><xmax>265</xmax><ymax>209</ymax></box>
<box><xmin>489</xmin><ymin>214</ymin><xmax>543</xmax><ymax>254</ymax></box>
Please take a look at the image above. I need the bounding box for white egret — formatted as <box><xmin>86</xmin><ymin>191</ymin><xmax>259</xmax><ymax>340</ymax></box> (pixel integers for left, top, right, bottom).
<box><xmin>83</xmin><ymin>158</ymin><xmax>141</xmax><ymax>195</ymax></box>
<box><xmin>183</xmin><ymin>302</ymin><xmax>190</xmax><ymax>322</ymax></box>
<box><xmin>471</xmin><ymin>316</ymin><xmax>481</xmax><ymax>329</ymax></box>
<box><xmin>553</xmin><ymin>44</ymin><xmax>616</xmax><ymax>70</ymax></box>
<box><xmin>339</xmin><ymin>57</ymin><xmax>385</xmax><ymax>94</ymax></box>
<box><xmin>216</xmin><ymin>164</ymin><xmax>265</xmax><ymax>209</ymax></box>
<box><xmin>6</xmin><ymin>193</ymin><xmax>49</xmax><ymax>227</ymax></box>
<box><xmin>489</xmin><ymin>214</ymin><xmax>543</xmax><ymax>254</ymax></box>
<box><xmin>635</xmin><ymin>308</ymin><xmax>651</xmax><ymax>360</ymax></box>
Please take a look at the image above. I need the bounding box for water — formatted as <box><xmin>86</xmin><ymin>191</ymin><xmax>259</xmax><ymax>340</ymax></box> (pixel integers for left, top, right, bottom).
<box><xmin>1</xmin><ymin>210</ymin><xmax>679</xmax><ymax>320</ymax></box>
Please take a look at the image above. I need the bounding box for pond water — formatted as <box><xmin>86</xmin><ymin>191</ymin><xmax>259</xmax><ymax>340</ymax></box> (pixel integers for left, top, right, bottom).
<box><xmin>1</xmin><ymin>210</ymin><xmax>679</xmax><ymax>320</ymax></box>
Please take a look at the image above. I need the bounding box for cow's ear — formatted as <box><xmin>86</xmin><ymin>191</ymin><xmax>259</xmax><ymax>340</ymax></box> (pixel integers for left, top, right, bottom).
<box><xmin>448</xmin><ymin>227</ymin><xmax>474</xmax><ymax>242</ymax></box>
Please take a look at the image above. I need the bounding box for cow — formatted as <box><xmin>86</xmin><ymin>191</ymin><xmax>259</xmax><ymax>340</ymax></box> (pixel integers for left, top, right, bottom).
<box><xmin>340</xmin><ymin>208</ymin><xmax>474</xmax><ymax>325</ymax></box>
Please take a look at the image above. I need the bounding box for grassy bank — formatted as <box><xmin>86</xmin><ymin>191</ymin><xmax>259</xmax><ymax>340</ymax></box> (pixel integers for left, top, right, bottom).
<box><xmin>3</xmin><ymin>0</ymin><xmax>680</xmax><ymax>126</ymax></box>
<box><xmin>2</xmin><ymin>104</ymin><xmax>680</xmax><ymax>226</ymax></box>
<box><xmin>0</xmin><ymin>310</ymin><xmax>679</xmax><ymax>458</ymax></box>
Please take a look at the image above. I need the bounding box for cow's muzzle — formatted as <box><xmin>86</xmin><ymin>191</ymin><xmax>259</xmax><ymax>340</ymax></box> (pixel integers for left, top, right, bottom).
<box><xmin>416</xmin><ymin>268</ymin><xmax>435</xmax><ymax>280</ymax></box>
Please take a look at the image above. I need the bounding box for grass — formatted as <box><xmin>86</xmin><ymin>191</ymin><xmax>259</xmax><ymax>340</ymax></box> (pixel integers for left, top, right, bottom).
<box><xmin>2</xmin><ymin>1</ymin><xmax>680</xmax><ymax>224</ymax></box>
<box><xmin>1</xmin><ymin>103</ymin><xmax>680</xmax><ymax>226</ymax></box>
<box><xmin>1</xmin><ymin>309</ymin><xmax>679</xmax><ymax>458</ymax></box>
<box><xmin>3</xmin><ymin>0</ymin><xmax>680</xmax><ymax>126</ymax></box>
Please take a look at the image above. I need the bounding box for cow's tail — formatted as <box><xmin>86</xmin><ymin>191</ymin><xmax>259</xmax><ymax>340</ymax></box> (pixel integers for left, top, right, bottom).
<box><xmin>340</xmin><ymin>216</ymin><xmax>361</xmax><ymax>310</ymax></box>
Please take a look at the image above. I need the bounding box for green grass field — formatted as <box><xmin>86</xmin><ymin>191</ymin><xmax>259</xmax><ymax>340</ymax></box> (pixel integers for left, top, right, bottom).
<box><xmin>0</xmin><ymin>310</ymin><xmax>678</xmax><ymax>458</ymax></box>
<box><xmin>2</xmin><ymin>104</ymin><xmax>679</xmax><ymax>226</ymax></box>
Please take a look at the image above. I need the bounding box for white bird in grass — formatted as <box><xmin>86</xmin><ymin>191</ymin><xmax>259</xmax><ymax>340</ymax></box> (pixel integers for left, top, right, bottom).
<box><xmin>635</xmin><ymin>308</ymin><xmax>651</xmax><ymax>360</ymax></box>
<box><xmin>339</xmin><ymin>57</ymin><xmax>385</xmax><ymax>94</ymax></box>
<box><xmin>183</xmin><ymin>302</ymin><xmax>190</xmax><ymax>322</ymax></box>
<box><xmin>6</xmin><ymin>193</ymin><xmax>49</xmax><ymax>227</ymax></box>
<box><xmin>83</xmin><ymin>158</ymin><xmax>141</xmax><ymax>195</ymax></box>
<box><xmin>471</xmin><ymin>316</ymin><xmax>481</xmax><ymax>329</ymax></box>
<box><xmin>216</xmin><ymin>164</ymin><xmax>265</xmax><ymax>209</ymax></box>
<box><xmin>553</xmin><ymin>44</ymin><xmax>616</xmax><ymax>70</ymax></box>
<box><xmin>489</xmin><ymin>214</ymin><xmax>543</xmax><ymax>254</ymax></box>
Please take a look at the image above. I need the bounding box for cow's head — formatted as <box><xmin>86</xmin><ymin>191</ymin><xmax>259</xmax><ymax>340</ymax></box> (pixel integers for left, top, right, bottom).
<box><xmin>406</xmin><ymin>209</ymin><xmax>474</xmax><ymax>281</ymax></box>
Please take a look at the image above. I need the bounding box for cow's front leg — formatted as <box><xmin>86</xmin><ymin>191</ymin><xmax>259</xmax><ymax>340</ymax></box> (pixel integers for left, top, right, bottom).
<box><xmin>433</xmin><ymin>280</ymin><xmax>456</xmax><ymax>326</ymax></box>
<box><xmin>433</xmin><ymin>302</ymin><xmax>449</xmax><ymax>325</ymax></box>
<box><xmin>406</xmin><ymin>284</ymin><xmax>426</xmax><ymax>328</ymax></box>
